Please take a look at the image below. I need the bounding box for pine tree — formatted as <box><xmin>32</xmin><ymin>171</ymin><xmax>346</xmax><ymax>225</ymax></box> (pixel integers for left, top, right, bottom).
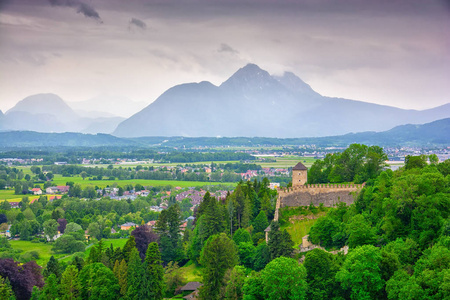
<box><xmin>126</xmin><ymin>248</ymin><xmax>147</xmax><ymax>300</ymax></box>
<box><xmin>41</xmin><ymin>274</ymin><xmax>60</xmax><ymax>300</ymax></box>
<box><xmin>113</xmin><ymin>259</ymin><xmax>127</xmax><ymax>297</ymax></box>
<box><xmin>60</xmin><ymin>265</ymin><xmax>80</xmax><ymax>300</ymax></box>
<box><xmin>122</xmin><ymin>236</ymin><xmax>136</xmax><ymax>262</ymax></box>
<box><xmin>43</xmin><ymin>256</ymin><xmax>62</xmax><ymax>281</ymax></box>
<box><xmin>0</xmin><ymin>275</ymin><xmax>15</xmax><ymax>300</ymax></box>
<box><xmin>145</xmin><ymin>242</ymin><xmax>165</xmax><ymax>300</ymax></box>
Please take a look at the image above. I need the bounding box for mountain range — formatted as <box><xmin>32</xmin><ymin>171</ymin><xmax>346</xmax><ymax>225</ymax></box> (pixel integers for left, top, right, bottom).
<box><xmin>113</xmin><ymin>64</ymin><xmax>450</xmax><ymax>138</ymax></box>
<box><xmin>1</xmin><ymin>64</ymin><xmax>449</xmax><ymax>138</ymax></box>
<box><xmin>0</xmin><ymin>94</ymin><xmax>125</xmax><ymax>134</ymax></box>
<box><xmin>0</xmin><ymin>118</ymin><xmax>449</xmax><ymax>148</ymax></box>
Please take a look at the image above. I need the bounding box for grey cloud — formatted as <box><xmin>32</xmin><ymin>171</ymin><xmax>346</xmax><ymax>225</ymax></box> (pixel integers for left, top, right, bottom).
<box><xmin>129</xmin><ymin>18</ymin><xmax>146</xmax><ymax>29</ymax></box>
<box><xmin>48</xmin><ymin>0</ymin><xmax>102</xmax><ymax>22</ymax></box>
<box><xmin>218</xmin><ymin>43</ymin><xmax>238</xmax><ymax>54</ymax></box>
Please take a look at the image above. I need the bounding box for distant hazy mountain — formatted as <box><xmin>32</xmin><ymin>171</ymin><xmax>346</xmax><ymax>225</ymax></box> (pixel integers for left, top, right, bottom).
<box><xmin>0</xmin><ymin>93</ymin><xmax>124</xmax><ymax>134</ymax></box>
<box><xmin>69</xmin><ymin>94</ymin><xmax>148</xmax><ymax>118</ymax></box>
<box><xmin>113</xmin><ymin>64</ymin><xmax>450</xmax><ymax>138</ymax></box>
<box><xmin>0</xmin><ymin>131</ymin><xmax>135</xmax><ymax>148</ymax></box>
<box><xmin>1</xmin><ymin>118</ymin><xmax>449</xmax><ymax>148</ymax></box>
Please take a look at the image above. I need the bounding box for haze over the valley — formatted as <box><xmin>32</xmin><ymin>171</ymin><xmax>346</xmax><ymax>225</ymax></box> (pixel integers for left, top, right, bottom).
<box><xmin>0</xmin><ymin>0</ymin><xmax>449</xmax><ymax>115</ymax></box>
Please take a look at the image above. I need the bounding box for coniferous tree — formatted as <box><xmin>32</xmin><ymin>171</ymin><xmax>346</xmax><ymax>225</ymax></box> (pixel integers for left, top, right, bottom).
<box><xmin>0</xmin><ymin>275</ymin><xmax>15</xmax><ymax>300</ymax></box>
<box><xmin>122</xmin><ymin>236</ymin><xmax>137</xmax><ymax>262</ymax></box>
<box><xmin>60</xmin><ymin>265</ymin><xmax>80</xmax><ymax>300</ymax></box>
<box><xmin>41</xmin><ymin>274</ymin><xmax>60</xmax><ymax>300</ymax></box>
<box><xmin>43</xmin><ymin>256</ymin><xmax>62</xmax><ymax>281</ymax></box>
<box><xmin>267</xmin><ymin>222</ymin><xmax>294</xmax><ymax>260</ymax></box>
<box><xmin>145</xmin><ymin>242</ymin><xmax>165</xmax><ymax>300</ymax></box>
<box><xmin>199</xmin><ymin>233</ymin><xmax>238</xmax><ymax>299</ymax></box>
<box><xmin>113</xmin><ymin>259</ymin><xmax>128</xmax><ymax>297</ymax></box>
<box><xmin>126</xmin><ymin>248</ymin><xmax>147</xmax><ymax>300</ymax></box>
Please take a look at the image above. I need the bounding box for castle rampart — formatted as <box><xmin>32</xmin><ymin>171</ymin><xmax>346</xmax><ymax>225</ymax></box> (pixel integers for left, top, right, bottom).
<box><xmin>274</xmin><ymin>183</ymin><xmax>364</xmax><ymax>221</ymax></box>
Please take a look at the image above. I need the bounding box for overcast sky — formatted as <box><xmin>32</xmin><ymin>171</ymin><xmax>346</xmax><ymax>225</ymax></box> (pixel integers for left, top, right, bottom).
<box><xmin>1</xmin><ymin>0</ymin><xmax>449</xmax><ymax>112</ymax></box>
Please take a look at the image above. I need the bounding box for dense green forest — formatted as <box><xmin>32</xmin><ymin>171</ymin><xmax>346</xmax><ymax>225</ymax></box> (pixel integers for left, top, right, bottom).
<box><xmin>0</xmin><ymin>153</ymin><xmax>449</xmax><ymax>299</ymax></box>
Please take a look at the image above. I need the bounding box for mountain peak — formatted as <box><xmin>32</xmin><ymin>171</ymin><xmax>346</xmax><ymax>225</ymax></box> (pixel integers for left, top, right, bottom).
<box><xmin>220</xmin><ymin>63</ymin><xmax>279</xmax><ymax>92</ymax></box>
<box><xmin>274</xmin><ymin>71</ymin><xmax>320</xmax><ymax>97</ymax></box>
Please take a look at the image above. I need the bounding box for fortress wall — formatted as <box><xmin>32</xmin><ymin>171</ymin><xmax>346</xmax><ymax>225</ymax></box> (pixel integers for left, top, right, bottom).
<box><xmin>277</xmin><ymin>184</ymin><xmax>363</xmax><ymax>208</ymax></box>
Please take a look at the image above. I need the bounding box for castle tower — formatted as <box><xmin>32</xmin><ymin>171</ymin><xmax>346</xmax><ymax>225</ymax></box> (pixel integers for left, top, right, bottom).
<box><xmin>292</xmin><ymin>162</ymin><xmax>308</xmax><ymax>186</ymax></box>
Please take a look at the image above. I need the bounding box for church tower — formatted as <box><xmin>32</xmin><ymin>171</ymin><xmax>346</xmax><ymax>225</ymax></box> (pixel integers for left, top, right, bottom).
<box><xmin>292</xmin><ymin>162</ymin><xmax>308</xmax><ymax>186</ymax></box>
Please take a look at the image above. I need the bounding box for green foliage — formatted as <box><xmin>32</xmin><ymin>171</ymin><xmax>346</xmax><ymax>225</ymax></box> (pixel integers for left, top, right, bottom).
<box><xmin>253</xmin><ymin>243</ymin><xmax>270</xmax><ymax>271</ymax></box>
<box><xmin>347</xmin><ymin>214</ymin><xmax>376</xmax><ymax>248</ymax></box>
<box><xmin>267</xmin><ymin>222</ymin><xmax>294</xmax><ymax>259</ymax></box>
<box><xmin>145</xmin><ymin>242</ymin><xmax>165</xmax><ymax>300</ymax></box>
<box><xmin>260</xmin><ymin>256</ymin><xmax>307</xmax><ymax>300</ymax></box>
<box><xmin>41</xmin><ymin>274</ymin><xmax>60</xmax><ymax>300</ymax></box>
<box><xmin>52</xmin><ymin>234</ymin><xmax>86</xmax><ymax>254</ymax></box>
<box><xmin>0</xmin><ymin>275</ymin><xmax>15</xmax><ymax>300</ymax></box>
<box><xmin>199</xmin><ymin>233</ymin><xmax>238</xmax><ymax>299</ymax></box>
<box><xmin>336</xmin><ymin>245</ymin><xmax>385</xmax><ymax>300</ymax></box>
<box><xmin>126</xmin><ymin>248</ymin><xmax>146</xmax><ymax>300</ymax></box>
<box><xmin>43</xmin><ymin>255</ymin><xmax>62</xmax><ymax>280</ymax></box>
<box><xmin>304</xmin><ymin>248</ymin><xmax>341</xmax><ymax>299</ymax></box>
<box><xmin>113</xmin><ymin>259</ymin><xmax>127</xmax><ymax>297</ymax></box>
<box><xmin>251</xmin><ymin>211</ymin><xmax>269</xmax><ymax>234</ymax></box>
<box><xmin>237</xmin><ymin>242</ymin><xmax>256</xmax><ymax>269</ymax></box>
<box><xmin>232</xmin><ymin>228</ymin><xmax>252</xmax><ymax>245</ymax></box>
<box><xmin>308</xmin><ymin>144</ymin><xmax>387</xmax><ymax>184</ymax></box>
<box><xmin>225</xmin><ymin>266</ymin><xmax>246</xmax><ymax>300</ymax></box>
<box><xmin>79</xmin><ymin>263</ymin><xmax>119</xmax><ymax>300</ymax></box>
<box><xmin>43</xmin><ymin>219</ymin><xmax>58</xmax><ymax>241</ymax></box>
<box><xmin>60</xmin><ymin>265</ymin><xmax>80</xmax><ymax>300</ymax></box>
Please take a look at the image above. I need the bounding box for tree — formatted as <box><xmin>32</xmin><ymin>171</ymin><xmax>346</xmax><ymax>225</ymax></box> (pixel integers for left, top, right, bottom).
<box><xmin>156</xmin><ymin>203</ymin><xmax>183</xmax><ymax>263</ymax></box>
<box><xmin>260</xmin><ymin>256</ymin><xmax>307</xmax><ymax>300</ymax></box>
<box><xmin>304</xmin><ymin>248</ymin><xmax>341</xmax><ymax>299</ymax></box>
<box><xmin>347</xmin><ymin>214</ymin><xmax>376</xmax><ymax>248</ymax></box>
<box><xmin>131</xmin><ymin>225</ymin><xmax>158</xmax><ymax>261</ymax></box>
<box><xmin>233</xmin><ymin>228</ymin><xmax>252</xmax><ymax>245</ymax></box>
<box><xmin>252</xmin><ymin>211</ymin><xmax>269</xmax><ymax>234</ymax></box>
<box><xmin>43</xmin><ymin>219</ymin><xmax>58</xmax><ymax>241</ymax></box>
<box><xmin>199</xmin><ymin>233</ymin><xmax>238</xmax><ymax>299</ymax></box>
<box><xmin>253</xmin><ymin>243</ymin><xmax>270</xmax><ymax>271</ymax></box>
<box><xmin>52</xmin><ymin>235</ymin><xmax>85</xmax><ymax>254</ymax></box>
<box><xmin>80</xmin><ymin>171</ymin><xmax>87</xmax><ymax>180</ymax></box>
<box><xmin>126</xmin><ymin>248</ymin><xmax>147</xmax><ymax>300</ymax></box>
<box><xmin>0</xmin><ymin>259</ymin><xmax>44</xmax><ymax>300</ymax></box>
<box><xmin>405</xmin><ymin>155</ymin><xmax>427</xmax><ymax>170</ymax></box>
<box><xmin>0</xmin><ymin>275</ymin><xmax>14</xmax><ymax>300</ymax></box>
<box><xmin>41</xmin><ymin>274</ymin><xmax>60</xmax><ymax>300</ymax></box>
<box><xmin>60</xmin><ymin>265</ymin><xmax>80</xmax><ymax>300</ymax></box>
<box><xmin>87</xmin><ymin>222</ymin><xmax>101</xmax><ymax>240</ymax></box>
<box><xmin>145</xmin><ymin>242</ymin><xmax>165</xmax><ymax>300</ymax></box>
<box><xmin>164</xmin><ymin>262</ymin><xmax>183</xmax><ymax>296</ymax></box>
<box><xmin>225</xmin><ymin>266</ymin><xmax>246</xmax><ymax>300</ymax></box>
<box><xmin>122</xmin><ymin>236</ymin><xmax>137</xmax><ymax>262</ymax></box>
<box><xmin>237</xmin><ymin>242</ymin><xmax>256</xmax><ymax>269</ymax></box>
<box><xmin>79</xmin><ymin>263</ymin><xmax>119</xmax><ymax>300</ymax></box>
<box><xmin>113</xmin><ymin>259</ymin><xmax>127</xmax><ymax>297</ymax></box>
<box><xmin>43</xmin><ymin>255</ymin><xmax>62</xmax><ymax>280</ymax></box>
<box><xmin>65</xmin><ymin>222</ymin><xmax>82</xmax><ymax>234</ymax></box>
<box><xmin>57</xmin><ymin>218</ymin><xmax>67</xmax><ymax>234</ymax></box>
<box><xmin>336</xmin><ymin>245</ymin><xmax>384</xmax><ymax>300</ymax></box>
<box><xmin>267</xmin><ymin>222</ymin><xmax>294</xmax><ymax>259</ymax></box>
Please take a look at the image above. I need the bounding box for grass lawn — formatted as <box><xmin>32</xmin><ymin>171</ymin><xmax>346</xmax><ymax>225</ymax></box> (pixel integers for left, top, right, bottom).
<box><xmin>0</xmin><ymin>190</ymin><xmax>42</xmax><ymax>202</ymax></box>
<box><xmin>51</xmin><ymin>174</ymin><xmax>235</xmax><ymax>189</ymax></box>
<box><xmin>9</xmin><ymin>240</ymin><xmax>66</xmax><ymax>266</ymax></box>
<box><xmin>258</xmin><ymin>156</ymin><xmax>316</xmax><ymax>169</ymax></box>
<box><xmin>282</xmin><ymin>218</ymin><xmax>319</xmax><ymax>247</ymax></box>
<box><xmin>178</xmin><ymin>260</ymin><xmax>203</xmax><ymax>283</ymax></box>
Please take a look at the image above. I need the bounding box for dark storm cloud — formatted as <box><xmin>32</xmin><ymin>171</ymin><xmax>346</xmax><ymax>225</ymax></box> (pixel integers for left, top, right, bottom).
<box><xmin>218</xmin><ymin>43</ymin><xmax>239</xmax><ymax>54</ymax></box>
<box><xmin>129</xmin><ymin>18</ymin><xmax>146</xmax><ymax>29</ymax></box>
<box><xmin>48</xmin><ymin>0</ymin><xmax>102</xmax><ymax>22</ymax></box>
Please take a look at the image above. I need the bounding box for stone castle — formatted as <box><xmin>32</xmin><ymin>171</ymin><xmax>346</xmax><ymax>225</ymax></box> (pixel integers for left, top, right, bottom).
<box><xmin>274</xmin><ymin>162</ymin><xmax>364</xmax><ymax>221</ymax></box>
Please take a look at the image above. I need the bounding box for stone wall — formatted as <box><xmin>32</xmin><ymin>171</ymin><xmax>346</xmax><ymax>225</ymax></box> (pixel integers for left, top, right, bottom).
<box><xmin>278</xmin><ymin>184</ymin><xmax>363</xmax><ymax>208</ymax></box>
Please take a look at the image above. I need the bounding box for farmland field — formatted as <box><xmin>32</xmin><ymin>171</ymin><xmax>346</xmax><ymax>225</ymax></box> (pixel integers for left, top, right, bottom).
<box><xmin>9</xmin><ymin>240</ymin><xmax>66</xmax><ymax>266</ymax></box>
<box><xmin>0</xmin><ymin>190</ymin><xmax>43</xmax><ymax>202</ymax></box>
<box><xmin>51</xmin><ymin>174</ymin><xmax>235</xmax><ymax>189</ymax></box>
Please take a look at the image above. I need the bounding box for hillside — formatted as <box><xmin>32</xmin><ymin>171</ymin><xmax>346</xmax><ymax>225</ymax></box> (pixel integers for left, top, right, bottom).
<box><xmin>0</xmin><ymin>118</ymin><xmax>449</xmax><ymax>148</ymax></box>
<box><xmin>0</xmin><ymin>131</ymin><xmax>135</xmax><ymax>148</ymax></box>
<box><xmin>113</xmin><ymin>64</ymin><xmax>450</xmax><ymax>138</ymax></box>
